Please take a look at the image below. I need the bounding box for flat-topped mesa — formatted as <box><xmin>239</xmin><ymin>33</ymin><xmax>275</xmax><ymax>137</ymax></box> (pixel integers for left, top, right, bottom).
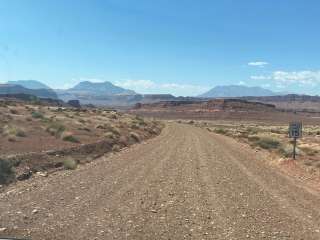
<box><xmin>205</xmin><ymin>99</ymin><xmax>276</xmax><ymax>111</ymax></box>
<box><xmin>133</xmin><ymin>99</ymin><xmax>276</xmax><ymax>112</ymax></box>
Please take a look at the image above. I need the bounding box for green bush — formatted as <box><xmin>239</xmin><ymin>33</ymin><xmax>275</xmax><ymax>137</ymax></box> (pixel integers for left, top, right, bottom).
<box><xmin>0</xmin><ymin>159</ymin><xmax>15</xmax><ymax>184</ymax></box>
<box><xmin>214</xmin><ymin>128</ymin><xmax>227</xmax><ymax>135</ymax></box>
<box><xmin>63</xmin><ymin>158</ymin><xmax>78</xmax><ymax>170</ymax></box>
<box><xmin>31</xmin><ymin>111</ymin><xmax>44</xmax><ymax>119</ymax></box>
<box><xmin>256</xmin><ymin>137</ymin><xmax>280</xmax><ymax>149</ymax></box>
<box><xmin>62</xmin><ymin>135</ymin><xmax>80</xmax><ymax>143</ymax></box>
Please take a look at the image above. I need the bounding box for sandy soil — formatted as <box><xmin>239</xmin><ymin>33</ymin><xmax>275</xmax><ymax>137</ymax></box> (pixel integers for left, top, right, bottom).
<box><xmin>1</xmin><ymin>123</ymin><xmax>320</xmax><ymax>239</ymax></box>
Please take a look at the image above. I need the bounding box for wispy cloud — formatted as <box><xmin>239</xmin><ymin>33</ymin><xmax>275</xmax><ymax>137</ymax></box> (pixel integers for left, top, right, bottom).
<box><xmin>251</xmin><ymin>70</ymin><xmax>320</xmax><ymax>85</ymax></box>
<box><xmin>115</xmin><ymin>79</ymin><xmax>209</xmax><ymax>96</ymax></box>
<box><xmin>248</xmin><ymin>61</ymin><xmax>269</xmax><ymax>67</ymax></box>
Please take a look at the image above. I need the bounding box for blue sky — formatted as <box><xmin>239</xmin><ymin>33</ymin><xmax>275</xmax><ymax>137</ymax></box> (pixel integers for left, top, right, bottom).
<box><xmin>0</xmin><ymin>0</ymin><xmax>320</xmax><ymax>96</ymax></box>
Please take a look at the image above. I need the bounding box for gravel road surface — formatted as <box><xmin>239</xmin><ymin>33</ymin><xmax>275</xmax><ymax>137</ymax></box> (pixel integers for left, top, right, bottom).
<box><xmin>1</xmin><ymin>123</ymin><xmax>320</xmax><ymax>239</ymax></box>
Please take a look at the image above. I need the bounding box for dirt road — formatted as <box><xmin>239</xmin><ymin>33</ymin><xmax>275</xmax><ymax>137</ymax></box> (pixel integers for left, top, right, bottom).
<box><xmin>1</xmin><ymin>123</ymin><xmax>320</xmax><ymax>239</ymax></box>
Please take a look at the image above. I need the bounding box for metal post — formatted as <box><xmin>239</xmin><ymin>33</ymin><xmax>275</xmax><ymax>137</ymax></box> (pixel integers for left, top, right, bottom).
<box><xmin>293</xmin><ymin>137</ymin><xmax>297</xmax><ymax>160</ymax></box>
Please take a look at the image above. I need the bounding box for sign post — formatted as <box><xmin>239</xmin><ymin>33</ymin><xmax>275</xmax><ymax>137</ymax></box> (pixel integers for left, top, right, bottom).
<box><xmin>289</xmin><ymin>122</ymin><xmax>302</xmax><ymax>160</ymax></box>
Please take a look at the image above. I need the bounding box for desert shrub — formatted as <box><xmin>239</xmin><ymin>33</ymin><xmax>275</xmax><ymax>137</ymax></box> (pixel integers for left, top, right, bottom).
<box><xmin>96</xmin><ymin>124</ymin><xmax>106</xmax><ymax>129</ymax></box>
<box><xmin>31</xmin><ymin>111</ymin><xmax>44</xmax><ymax>119</ymax></box>
<box><xmin>248</xmin><ymin>135</ymin><xmax>260</xmax><ymax>142</ymax></box>
<box><xmin>206</xmin><ymin>127</ymin><xmax>213</xmax><ymax>132</ymax></box>
<box><xmin>214</xmin><ymin>128</ymin><xmax>227</xmax><ymax>135</ymax></box>
<box><xmin>130</xmin><ymin>123</ymin><xmax>140</xmax><ymax>129</ymax></box>
<box><xmin>270</xmin><ymin>128</ymin><xmax>283</xmax><ymax>134</ymax></box>
<box><xmin>130</xmin><ymin>132</ymin><xmax>140</xmax><ymax>142</ymax></box>
<box><xmin>255</xmin><ymin>137</ymin><xmax>280</xmax><ymax>150</ymax></box>
<box><xmin>104</xmin><ymin>132</ymin><xmax>115</xmax><ymax>139</ymax></box>
<box><xmin>63</xmin><ymin>158</ymin><xmax>78</xmax><ymax>170</ymax></box>
<box><xmin>134</xmin><ymin>116</ymin><xmax>146</xmax><ymax>126</ymax></box>
<box><xmin>62</xmin><ymin>135</ymin><xmax>80</xmax><ymax>143</ymax></box>
<box><xmin>8</xmin><ymin>136</ymin><xmax>16</xmax><ymax>142</ymax></box>
<box><xmin>246</xmin><ymin>127</ymin><xmax>259</xmax><ymax>135</ymax></box>
<box><xmin>0</xmin><ymin>101</ymin><xmax>7</xmax><ymax>108</ymax></box>
<box><xmin>9</xmin><ymin>109</ymin><xmax>18</xmax><ymax>114</ymax></box>
<box><xmin>110</xmin><ymin>112</ymin><xmax>118</xmax><ymax>119</ymax></box>
<box><xmin>107</xmin><ymin>125</ymin><xmax>120</xmax><ymax>135</ymax></box>
<box><xmin>119</xmin><ymin>136</ymin><xmax>128</xmax><ymax>146</ymax></box>
<box><xmin>46</xmin><ymin>122</ymin><xmax>66</xmax><ymax>137</ymax></box>
<box><xmin>15</xmin><ymin>129</ymin><xmax>27</xmax><ymax>137</ymax></box>
<box><xmin>0</xmin><ymin>159</ymin><xmax>15</xmax><ymax>184</ymax></box>
<box><xmin>300</xmin><ymin>146</ymin><xmax>318</xmax><ymax>156</ymax></box>
<box><xmin>78</xmin><ymin>127</ymin><xmax>91</xmax><ymax>132</ymax></box>
<box><xmin>112</xmin><ymin>145</ymin><xmax>121</xmax><ymax>152</ymax></box>
<box><xmin>237</xmin><ymin>131</ymin><xmax>249</xmax><ymax>138</ymax></box>
<box><xmin>78</xmin><ymin>118</ymin><xmax>86</xmax><ymax>124</ymax></box>
<box><xmin>3</xmin><ymin>125</ymin><xmax>26</xmax><ymax>138</ymax></box>
<box><xmin>279</xmin><ymin>144</ymin><xmax>294</xmax><ymax>157</ymax></box>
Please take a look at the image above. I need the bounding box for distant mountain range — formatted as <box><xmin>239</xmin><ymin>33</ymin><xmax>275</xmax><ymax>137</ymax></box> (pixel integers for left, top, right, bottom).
<box><xmin>7</xmin><ymin>80</ymin><xmax>51</xmax><ymax>90</ymax></box>
<box><xmin>198</xmin><ymin>85</ymin><xmax>278</xmax><ymax>98</ymax></box>
<box><xmin>3</xmin><ymin>80</ymin><xmax>318</xmax><ymax>109</ymax></box>
<box><xmin>0</xmin><ymin>84</ymin><xmax>58</xmax><ymax>99</ymax></box>
<box><xmin>56</xmin><ymin>81</ymin><xmax>137</xmax><ymax>104</ymax></box>
<box><xmin>67</xmin><ymin>81</ymin><xmax>136</xmax><ymax>95</ymax></box>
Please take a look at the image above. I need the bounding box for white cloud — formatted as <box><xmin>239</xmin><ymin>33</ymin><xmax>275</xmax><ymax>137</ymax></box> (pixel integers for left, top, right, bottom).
<box><xmin>273</xmin><ymin>71</ymin><xmax>320</xmax><ymax>85</ymax></box>
<box><xmin>115</xmin><ymin>79</ymin><xmax>155</xmax><ymax>89</ymax></box>
<box><xmin>115</xmin><ymin>79</ymin><xmax>209</xmax><ymax>96</ymax></box>
<box><xmin>251</xmin><ymin>70</ymin><xmax>320</xmax><ymax>86</ymax></box>
<box><xmin>238</xmin><ymin>81</ymin><xmax>246</xmax><ymax>85</ymax></box>
<box><xmin>248</xmin><ymin>61</ymin><xmax>269</xmax><ymax>67</ymax></box>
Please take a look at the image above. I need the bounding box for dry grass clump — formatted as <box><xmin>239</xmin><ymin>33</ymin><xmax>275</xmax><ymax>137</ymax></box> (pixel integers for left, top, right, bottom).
<box><xmin>104</xmin><ymin>132</ymin><xmax>116</xmax><ymax>139</ymax></box>
<box><xmin>78</xmin><ymin>127</ymin><xmax>91</xmax><ymax>132</ymax></box>
<box><xmin>63</xmin><ymin>158</ymin><xmax>78</xmax><ymax>170</ymax></box>
<box><xmin>112</xmin><ymin>144</ymin><xmax>121</xmax><ymax>152</ymax></box>
<box><xmin>300</xmin><ymin>146</ymin><xmax>319</xmax><ymax>156</ymax></box>
<box><xmin>130</xmin><ymin>132</ymin><xmax>140</xmax><ymax>142</ymax></box>
<box><xmin>2</xmin><ymin>125</ymin><xmax>26</xmax><ymax>138</ymax></box>
<box><xmin>253</xmin><ymin>137</ymin><xmax>280</xmax><ymax>150</ymax></box>
<box><xmin>46</xmin><ymin>122</ymin><xmax>66</xmax><ymax>138</ymax></box>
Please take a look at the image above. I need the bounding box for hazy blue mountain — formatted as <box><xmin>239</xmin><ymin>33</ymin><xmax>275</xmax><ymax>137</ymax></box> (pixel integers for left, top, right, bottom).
<box><xmin>68</xmin><ymin>81</ymin><xmax>136</xmax><ymax>95</ymax></box>
<box><xmin>7</xmin><ymin>80</ymin><xmax>51</xmax><ymax>90</ymax></box>
<box><xmin>198</xmin><ymin>85</ymin><xmax>277</xmax><ymax>98</ymax></box>
<box><xmin>0</xmin><ymin>84</ymin><xmax>58</xmax><ymax>99</ymax></box>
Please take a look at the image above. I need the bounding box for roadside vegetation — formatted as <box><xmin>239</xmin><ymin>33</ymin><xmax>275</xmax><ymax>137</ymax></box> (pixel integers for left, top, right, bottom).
<box><xmin>184</xmin><ymin>120</ymin><xmax>320</xmax><ymax>170</ymax></box>
<box><xmin>0</xmin><ymin>99</ymin><xmax>164</xmax><ymax>185</ymax></box>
